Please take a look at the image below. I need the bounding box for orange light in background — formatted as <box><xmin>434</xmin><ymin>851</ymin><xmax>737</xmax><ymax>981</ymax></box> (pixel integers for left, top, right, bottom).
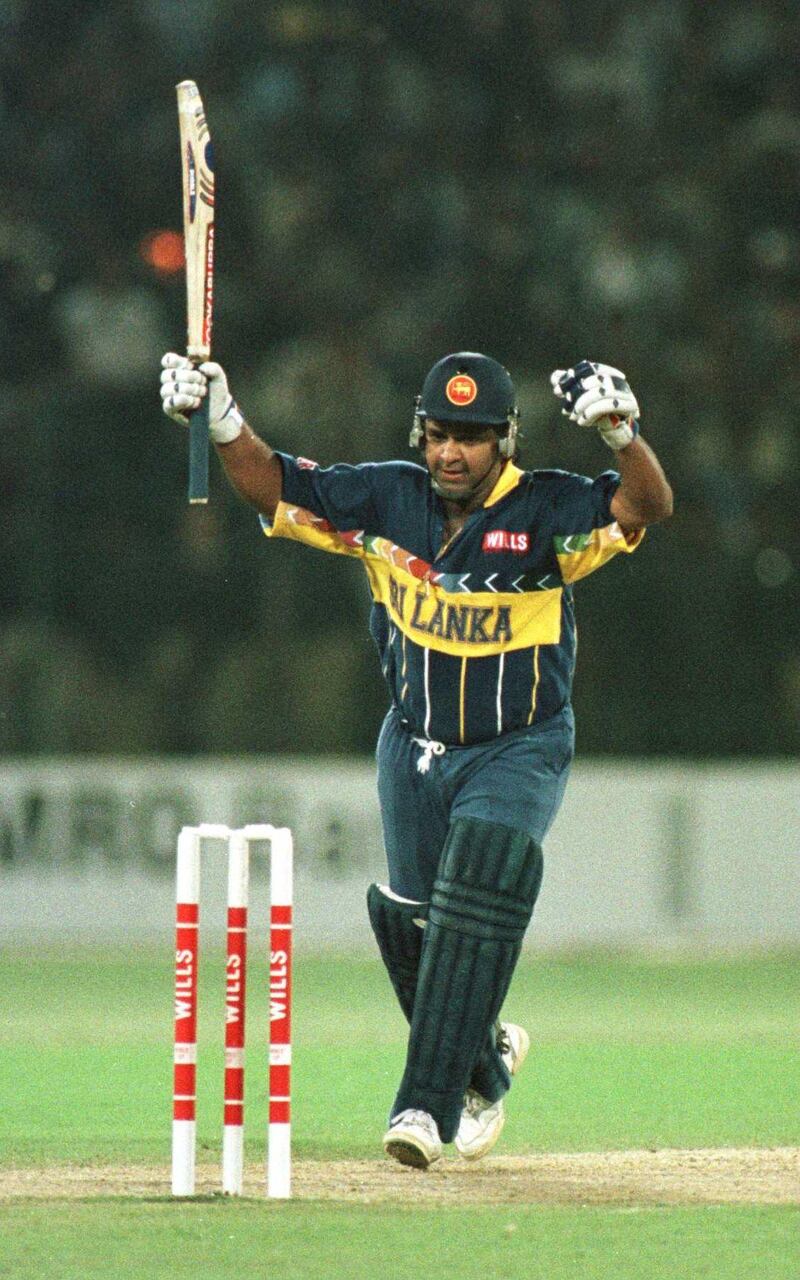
<box><xmin>140</xmin><ymin>230</ymin><xmax>185</xmax><ymax>276</ymax></box>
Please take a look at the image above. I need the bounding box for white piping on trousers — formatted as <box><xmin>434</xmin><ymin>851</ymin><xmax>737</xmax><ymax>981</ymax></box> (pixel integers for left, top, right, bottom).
<box><xmin>496</xmin><ymin>652</ymin><xmax>505</xmax><ymax>735</ymax></box>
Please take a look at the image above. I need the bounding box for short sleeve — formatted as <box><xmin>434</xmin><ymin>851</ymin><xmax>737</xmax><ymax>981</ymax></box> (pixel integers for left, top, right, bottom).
<box><xmin>260</xmin><ymin>454</ymin><xmax>416</xmax><ymax>559</ymax></box>
<box><xmin>550</xmin><ymin>469</ymin><xmax>620</xmax><ymax>528</ymax></box>
<box><xmin>546</xmin><ymin>469</ymin><xmax>645</xmax><ymax>584</ymax></box>
<box><xmin>271</xmin><ymin>453</ymin><xmax>379</xmax><ymax>529</ymax></box>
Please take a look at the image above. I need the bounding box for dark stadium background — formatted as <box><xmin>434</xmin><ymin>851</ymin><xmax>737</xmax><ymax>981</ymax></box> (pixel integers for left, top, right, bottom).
<box><xmin>1</xmin><ymin>0</ymin><xmax>797</xmax><ymax>757</ymax></box>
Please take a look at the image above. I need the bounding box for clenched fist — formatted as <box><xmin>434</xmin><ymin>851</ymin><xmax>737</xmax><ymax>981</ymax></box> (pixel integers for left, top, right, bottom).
<box><xmin>551</xmin><ymin>360</ymin><xmax>640</xmax><ymax>451</ymax></box>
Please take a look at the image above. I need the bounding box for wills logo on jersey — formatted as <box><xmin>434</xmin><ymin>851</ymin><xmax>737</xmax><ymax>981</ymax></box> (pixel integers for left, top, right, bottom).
<box><xmin>482</xmin><ymin>530</ymin><xmax>530</xmax><ymax>554</ymax></box>
<box><xmin>296</xmin><ymin>457</ymin><xmax>319</xmax><ymax>470</ymax></box>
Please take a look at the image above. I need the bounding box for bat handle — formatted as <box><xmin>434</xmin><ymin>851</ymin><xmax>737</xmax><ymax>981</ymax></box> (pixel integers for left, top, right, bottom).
<box><xmin>188</xmin><ymin>395</ymin><xmax>210</xmax><ymax>504</ymax></box>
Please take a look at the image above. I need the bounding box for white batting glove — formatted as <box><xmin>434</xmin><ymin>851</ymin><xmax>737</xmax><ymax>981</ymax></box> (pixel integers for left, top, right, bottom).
<box><xmin>551</xmin><ymin>360</ymin><xmax>640</xmax><ymax>450</ymax></box>
<box><xmin>160</xmin><ymin>353</ymin><xmax>244</xmax><ymax>444</ymax></box>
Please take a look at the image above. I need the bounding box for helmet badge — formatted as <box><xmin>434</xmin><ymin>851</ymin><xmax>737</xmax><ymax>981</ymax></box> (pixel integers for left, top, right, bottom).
<box><xmin>445</xmin><ymin>374</ymin><xmax>478</xmax><ymax>406</ymax></box>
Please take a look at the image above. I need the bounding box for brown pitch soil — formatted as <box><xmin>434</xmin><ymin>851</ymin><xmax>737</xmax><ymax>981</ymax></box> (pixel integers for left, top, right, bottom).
<box><xmin>1</xmin><ymin>1149</ymin><xmax>798</xmax><ymax>1206</ymax></box>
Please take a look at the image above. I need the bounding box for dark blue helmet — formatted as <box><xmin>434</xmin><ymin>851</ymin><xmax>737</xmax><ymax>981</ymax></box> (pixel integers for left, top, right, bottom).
<box><xmin>411</xmin><ymin>352</ymin><xmax>520</xmax><ymax>457</ymax></box>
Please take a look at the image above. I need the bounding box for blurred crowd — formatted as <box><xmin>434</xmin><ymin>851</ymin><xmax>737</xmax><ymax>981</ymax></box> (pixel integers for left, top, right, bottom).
<box><xmin>1</xmin><ymin>0</ymin><xmax>798</xmax><ymax>756</ymax></box>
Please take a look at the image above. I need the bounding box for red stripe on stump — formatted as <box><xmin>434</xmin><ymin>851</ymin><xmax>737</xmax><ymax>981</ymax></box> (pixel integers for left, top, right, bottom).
<box><xmin>224</xmin><ymin>1069</ymin><xmax>244</xmax><ymax>1100</ymax></box>
<box><xmin>174</xmin><ymin>924</ymin><xmax>198</xmax><ymax>1047</ymax></box>
<box><xmin>174</xmin><ymin>1063</ymin><xmax>196</xmax><ymax>1094</ymax></box>
<box><xmin>270</xmin><ymin>1063</ymin><xmax>290</xmax><ymax>1096</ymax></box>
<box><xmin>269</xmin><ymin>1100</ymin><xmax>290</xmax><ymax>1124</ymax></box>
<box><xmin>173</xmin><ymin>1099</ymin><xmax>195</xmax><ymax>1121</ymax></box>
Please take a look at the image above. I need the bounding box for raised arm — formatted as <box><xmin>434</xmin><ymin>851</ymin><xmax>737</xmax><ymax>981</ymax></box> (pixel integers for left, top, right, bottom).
<box><xmin>214</xmin><ymin>421</ymin><xmax>283</xmax><ymax>518</ymax></box>
<box><xmin>160</xmin><ymin>354</ymin><xmax>283</xmax><ymax>519</ymax></box>
<box><xmin>551</xmin><ymin>359</ymin><xmax>673</xmax><ymax>530</ymax></box>
<box><xmin>608</xmin><ymin>435</ymin><xmax>672</xmax><ymax>530</ymax></box>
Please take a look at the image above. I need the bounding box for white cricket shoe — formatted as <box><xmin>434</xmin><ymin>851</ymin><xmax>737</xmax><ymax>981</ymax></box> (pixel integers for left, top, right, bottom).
<box><xmin>455</xmin><ymin>1022</ymin><xmax>530</xmax><ymax>1161</ymax></box>
<box><xmin>383</xmin><ymin>1109</ymin><xmax>443</xmax><ymax>1169</ymax></box>
<box><xmin>498</xmin><ymin>1021</ymin><xmax>530</xmax><ymax>1077</ymax></box>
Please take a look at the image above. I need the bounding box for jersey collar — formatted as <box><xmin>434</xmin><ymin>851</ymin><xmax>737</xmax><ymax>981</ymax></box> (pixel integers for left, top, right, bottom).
<box><xmin>483</xmin><ymin>461</ymin><xmax>524</xmax><ymax>508</ymax></box>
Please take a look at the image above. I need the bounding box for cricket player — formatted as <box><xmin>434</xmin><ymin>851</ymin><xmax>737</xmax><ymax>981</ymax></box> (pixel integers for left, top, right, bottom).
<box><xmin>161</xmin><ymin>350</ymin><xmax>673</xmax><ymax>1168</ymax></box>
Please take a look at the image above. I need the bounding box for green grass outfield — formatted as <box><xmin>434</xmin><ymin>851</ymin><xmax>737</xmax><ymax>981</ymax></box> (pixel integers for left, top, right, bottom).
<box><xmin>1</xmin><ymin>947</ymin><xmax>798</xmax><ymax>1279</ymax></box>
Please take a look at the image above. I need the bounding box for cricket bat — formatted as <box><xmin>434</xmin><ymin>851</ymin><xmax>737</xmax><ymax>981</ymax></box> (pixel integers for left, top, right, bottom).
<box><xmin>176</xmin><ymin>79</ymin><xmax>215</xmax><ymax>503</ymax></box>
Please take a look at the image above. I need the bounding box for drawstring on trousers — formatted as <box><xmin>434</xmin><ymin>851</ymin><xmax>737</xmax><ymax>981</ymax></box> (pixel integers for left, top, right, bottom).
<box><xmin>412</xmin><ymin>736</ymin><xmax>446</xmax><ymax>774</ymax></box>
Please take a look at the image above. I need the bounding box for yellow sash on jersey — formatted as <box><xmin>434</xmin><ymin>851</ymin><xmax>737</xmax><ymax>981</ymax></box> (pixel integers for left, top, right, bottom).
<box><xmin>264</xmin><ymin>498</ymin><xmax>641</xmax><ymax>657</ymax></box>
<box><xmin>364</xmin><ymin>559</ymin><xmax>562</xmax><ymax>656</ymax></box>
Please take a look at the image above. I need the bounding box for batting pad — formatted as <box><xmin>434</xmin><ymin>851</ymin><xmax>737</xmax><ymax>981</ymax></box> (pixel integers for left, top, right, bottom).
<box><xmin>367</xmin><ymin>884</ymin><xmax>428</xmax><ymax>1024</ymax></box>
<box><xmin>390</xmin><ymin>817</ymin><xmax>543</xmax><ymax>1143</ymax></box>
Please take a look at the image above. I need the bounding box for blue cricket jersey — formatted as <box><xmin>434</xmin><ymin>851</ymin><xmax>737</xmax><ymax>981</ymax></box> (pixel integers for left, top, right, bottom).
<box><xmin>261</xmin><ymin>455</ymin><xmax>643</xmax><ymax>746</ymax></box>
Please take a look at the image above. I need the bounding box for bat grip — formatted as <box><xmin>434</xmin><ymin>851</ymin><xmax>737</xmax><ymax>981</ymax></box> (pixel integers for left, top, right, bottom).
<box><xmin>188</xmin><ymin>395</ymin><xmax>210</xmax><ymax>504</ymax></box>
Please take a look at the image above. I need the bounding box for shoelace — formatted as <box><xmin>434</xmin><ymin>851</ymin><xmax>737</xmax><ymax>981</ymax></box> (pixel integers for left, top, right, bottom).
<box><xmin>495</xmin><ymin>1024</ymin><xmax>511</xmax><ymax>1058</ymax></box>
<box><xmin>463</xmin><ymin>1089</ymin><xmax>493</xmax><ymax>1116</ymax></box>
<box><xmin>393</xmin><ymin>1108</ymin><xmax>436</xmax><ymax>1132</ymax></box>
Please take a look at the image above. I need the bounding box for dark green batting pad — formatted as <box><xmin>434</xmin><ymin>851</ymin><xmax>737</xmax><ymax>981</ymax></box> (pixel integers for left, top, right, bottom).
<box><xmin>391</xmin><ymin>817</ymin><xmax>543</xmax><ymax>1142</ymax></box>
<box><xmin>368</xmin><ymin>883</ymin><xmax>518</xmax><ymax>1102</ymax></box>
<box><xmin>435</xmin><ymin>815</ymin><xmax>544</xmax><ymax>916</ymax></box>
<box><xmin>366</xmin><ymin>884</ymin><xmax>428</xmax><ymax>1023</ymax></box>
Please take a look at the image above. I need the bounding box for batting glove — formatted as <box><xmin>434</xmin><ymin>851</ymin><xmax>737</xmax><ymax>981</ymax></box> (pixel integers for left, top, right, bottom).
<box><xmin>551</xmin><ymin>360</ymin><xmax>640</xmax><ymax>450</ymax></box>
<box><xmin>160</xmin><ymin>353</ymin><xmax>244</xmax><ymax>444</ymax></box>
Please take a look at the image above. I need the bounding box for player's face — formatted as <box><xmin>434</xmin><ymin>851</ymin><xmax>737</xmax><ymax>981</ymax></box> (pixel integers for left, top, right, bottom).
<box><xmin>423</xmin><ymin>420</ymin><xmax>503</xmax><ymax>506</ymax></box>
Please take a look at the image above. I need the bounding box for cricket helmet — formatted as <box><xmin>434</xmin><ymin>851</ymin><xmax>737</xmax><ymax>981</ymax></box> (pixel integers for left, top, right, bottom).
<box><xmin>410</xmin><ymin>352</ymin><xmax>520</xmax><ymax>457</ymax></box>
